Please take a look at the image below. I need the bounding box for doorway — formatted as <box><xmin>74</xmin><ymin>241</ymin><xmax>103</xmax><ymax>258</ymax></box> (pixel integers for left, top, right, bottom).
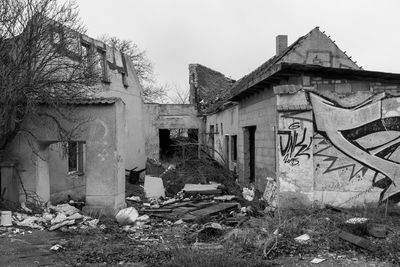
<box><xmin>244</xmin><ymin>126</ymin><xmax>256</xmax><ymax>182</ymax></box>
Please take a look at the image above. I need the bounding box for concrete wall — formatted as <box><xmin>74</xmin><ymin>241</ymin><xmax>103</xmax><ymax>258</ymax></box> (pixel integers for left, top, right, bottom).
<box><xmin>48</xmin><ymin>143</ymin><xmax>86</xmax><ymax>203</ymax></box>
<box><xmin>144</xmin><ymin>103</ymin><xmax>203</xmax><ymax>160</ymax></box>
<box><xmin>205</xmin><ymin>105</ymin><xmax>239</xmax><ymax>171</ymax></box>
<box><xmin>237</xmin><ymin>89</ymin><xmax>277</xmax><ymax>191</ymax></box>
<box><xmin>276</xmin><ymin>83</ymin><xmax>400</xmax><ymax>207</ymax></box>
<box><xmin>6</xmin><ymin>101</ymin><xmax>126</xmax><ymax>214</ymax></box>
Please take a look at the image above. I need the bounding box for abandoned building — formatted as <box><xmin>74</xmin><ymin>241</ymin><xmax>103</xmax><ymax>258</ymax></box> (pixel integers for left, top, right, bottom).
<box><xmin>1</xmin><ymin>32</ymin><xmax>146</xmax><ymax>215</ymax></box>
<box><xmin>3</xmin><ymin>25</ymin><xmax>400</xmax><ymax>214</ymax></box>
<box><xmin>190</xmin><ymin>27</ymin><xmax>400</xmax><ymax>208</ymax></box>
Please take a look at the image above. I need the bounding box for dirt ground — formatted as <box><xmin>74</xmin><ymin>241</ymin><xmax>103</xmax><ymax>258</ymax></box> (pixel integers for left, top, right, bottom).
<box><xmin>1</xmin><ymin>206</ymin><xmax>398</xmax><ymax>267</ymax></box>
<box><xmin>1</xmin><ymin>159</ymin><xmax>399</xmax><ymax>266</ymax></box>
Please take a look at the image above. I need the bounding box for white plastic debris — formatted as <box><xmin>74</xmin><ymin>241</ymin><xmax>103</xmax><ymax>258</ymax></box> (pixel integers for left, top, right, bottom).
<box><xmin>310</xmin><ymin>258</ymin><xmax>326</xmax><ymax>264</ymax></box>
<box><xmin>126</xmin><ymin>196</ymin><xmax>141</xmax><ymax>202</ymax></box>
<box><xmin>50</xmin><ymin>244</ymin><xmax>62</xmax><ymax>251</ymax></box>
<box><xmin>49</xmin><ymin>220</ymin><xmax>75</xmax><ymax>231</ymax></box>
<box><xmin>51</xmin><ymin>213</ymin><xmax>67</xmax><ymax>225</ymax></box>
<box><xmin>87</xmin><ymin>219</ymin><xmax>99</xmax><ymax>228</ymax></box>
<box><xmin>294</xmin><ymin>234</ymin><xmax>310</xmax><ymax>243</ymax></box>
<box><xmin>16</xmin><ymin>216</ymin><xmax>45</xmax><ymax>229</ymax></box>
<box><xmin>214</xmin><ymin>195</ymin><xmax>236</xmax><ymax>201</ymax></box>
<box><xmin>345</xmin><ymin>217</ymin><xmax>369</xmax><ymax>224</ymax></box>
<box><xmin>67</xmin><ymin>213</ymin><xmax>83</xmax><ymax>220</ymax></box>
<box><xmin>144</xmin><ymin>176</ymin><xmax>165</xmax><ymax>198</ymax></box>
<box><xmin>136</xmin><ymin>215</ymin><xmax>150</xmax><ymax>222</ymax></box>
<box><xmin>242</xmin><ymin>187</ymin><xmax>254</xmax><ymax>201</ymax></box>
<box><xmin>115</xmin><ymin>207</ymin><xmax>139</xmax><ymax>225</ymax></box>
<box><xmin>21</xmin><ymin>202</ymin><xmax>32</xmax><ymax>213</ymax></box>
<box><xmin>174</xmin><ymin>219</ymin><xmax>184</xmax><ymax>225</ymax></box>
<box><xmin>50</xmin><ymin>204</ymin><xmax>80</xmax><ymax>216</ymax></box>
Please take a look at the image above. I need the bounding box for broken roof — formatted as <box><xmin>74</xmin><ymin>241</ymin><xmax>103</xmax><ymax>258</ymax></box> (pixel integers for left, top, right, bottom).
<box><xmin>190</xmin><ymin>64</ymin><xmax>235</xmax><ymax>113</ymax></box>
<box><xmin>228</xmin><ymin>27</ymin><xmax>360</xmax><ymax>100</ymax></box>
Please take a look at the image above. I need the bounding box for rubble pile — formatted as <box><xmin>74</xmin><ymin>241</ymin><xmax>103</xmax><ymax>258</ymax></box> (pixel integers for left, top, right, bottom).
<box><xmin>1</xmin><ymin>203</ymin><xmax>100</xmax><ymax>234</ymax></box>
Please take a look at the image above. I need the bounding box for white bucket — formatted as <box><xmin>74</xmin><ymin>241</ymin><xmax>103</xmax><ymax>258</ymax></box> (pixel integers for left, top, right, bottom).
<box><xmin>1</xmin><ymin>211</ymin><xmax>12</xmax><ymax>226</ymax></box>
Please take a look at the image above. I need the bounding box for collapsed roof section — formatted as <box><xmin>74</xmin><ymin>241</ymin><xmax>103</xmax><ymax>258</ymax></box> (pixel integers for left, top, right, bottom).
<box><xmin>190</xmin><ymin>27</ymin><xmax>362</xmax><ymax>111</ymax></box>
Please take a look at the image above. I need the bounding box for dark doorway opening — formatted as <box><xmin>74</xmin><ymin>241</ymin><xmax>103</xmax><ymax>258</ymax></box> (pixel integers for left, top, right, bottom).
<box><xmin>244</xmin><ymin>126</ymin><xmax>256</xmax><ymax>182</ymax></box>
<box><xmin>159</xmin><ymin>128</ymin><xmax>199</xmax><ymax>160</ymax></box>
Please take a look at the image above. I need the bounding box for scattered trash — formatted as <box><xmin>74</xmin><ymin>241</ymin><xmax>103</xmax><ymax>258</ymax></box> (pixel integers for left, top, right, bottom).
<box><xmin>294</xmin><ymin>234</ymin><xmax>311</xmax><ymax>243</ymax></box>
<box><xmin>126</xmin><ymin>196</ymin><xmax>141</xmax><ymax>202</ymax></box>
<box><xmin>367</xmin><ymin>223</ymin><xmax>389</xmax><ymax>238</ymax></box>
<box><xmin>345</xmin><ymin>217</ymin><xmax>369</xmax><ymax>224</ymax></box>
<box><xmin>174</xmin><ymin>219</ymin><xmax>184</xmax><ymax>225</ymax></box>
<box><xmin>21</xmin><ymin>202</ymin><xmax>33</xmax><ymax>213</ymax></box>
<box><xmin>1</xmin><ymin>211</ymin><xmax>12</xmax><ymax>227</ymax></box>
<box><xmin>183</xmin><ymin>183</ymin><xmax>222</xmax><ymax>195</ymax></box>
<box><xmin>214</xmin><ymin>195</ymin><xmax>236</xmax><ymax>201</ymax></box>
<box><xmin>50</xmin><ymin>244</ymin><xmax>62</xmax><ymax>251</ymax></box>
<box><xmin>49</xmin><ymin>204</ymin><xmax>80</xmax><ymax>216</ymax></box>
<box><xmin>242</xmin><ymin>187</ymin><xmax>254</xmax><ymax>201</ymax></box>
<box><xmin>310</xmin><ymin>258</ymin><xmax>326</xmax><ymax>264</ymax></box>
<box><xmin>144</xmin><ymin>176</ymin><xmax>165</xmax><ymax>198</ymax></box>
<box><xmin>115</xmin><ymin>207</ymin><xmax>139</xmax><ymax>225</ymax></box>
<box><xmin>339</xmin><ymin>231</ymin><xmax>375</xmax><ymax>251</ymax></box>
<box><xmin>49</xmin><ymin>220</ymin><xmax>75</xmax><ymax>231</ymax></box>
<box><xmin>192</xmin><ymin>242</ymin><xmax>224</xmax><ymax>250</ymax></box>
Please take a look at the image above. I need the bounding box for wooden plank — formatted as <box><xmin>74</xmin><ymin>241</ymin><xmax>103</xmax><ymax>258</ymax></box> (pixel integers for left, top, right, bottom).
<box><xmin>338</xmin><ymin>231</ymin><xmax>375</xmax><ymax>251</ymax></box>
<box><xmin>182</xmin><ymin>184</ymin><xmax>222</xmax><ymax>195</ymax></box>
<box><xmin>182</xmin><ymin>202</ymin><xmax>239</xmax><ymax>222</ymax></box>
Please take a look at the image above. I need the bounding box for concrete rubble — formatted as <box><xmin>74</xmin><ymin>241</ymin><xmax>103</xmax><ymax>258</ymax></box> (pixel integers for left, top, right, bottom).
<box><xmin>1</xmin><ymin>203</ymin><xmax>100</xmax><ymax>234</ymax></box>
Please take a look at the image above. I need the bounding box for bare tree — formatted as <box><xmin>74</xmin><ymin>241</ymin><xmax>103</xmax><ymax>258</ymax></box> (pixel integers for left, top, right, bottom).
<box><xmin>167</xmin><ymin>84</ymin><xmax>190</xmax><ymax>104</ymax></box>
<box><xmin>0</xmin><ymin>0</ymin><xmax>100</xmax><ymax>150</ymax></box>
<box><xmin>99</xmin><ymin>35</ymin><xmax>167</xmax><ymax>103</ymax></box>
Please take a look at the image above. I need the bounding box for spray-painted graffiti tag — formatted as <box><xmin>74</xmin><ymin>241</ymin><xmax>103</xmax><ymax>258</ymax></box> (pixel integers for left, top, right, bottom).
<box><xmin>278</xmin><ymin>122</ymin><xmax>312</xmax><ymax>166</ymax></box>
<box><xmin>309</xmin><ymin>92</ymin><xmax>400</xmax><ymax>202</ymax></box>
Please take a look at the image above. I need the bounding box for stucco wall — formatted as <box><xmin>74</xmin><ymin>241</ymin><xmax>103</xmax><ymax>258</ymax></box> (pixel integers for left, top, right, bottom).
<box><xmin>144</xmin><ymin>103</ymin><xmax>203</xmax><ymax>160</ymax></box>
<box><xmin>237</xmin><ymin>89</ymin><xmax>277</xmax><ymax>191</ymax></box>
<box><xmin>6</xmin><ymin>101</ymin><xmax>126</xmax><ymax>214</ymax></box>
<box><xmin>48</xmin><ymin>143</ymin><xmax>86</xmax><ymax>203</ymax></box>
<box><xmin>98</xmin><ymin>48</ymin><xmax>146</xmax><ymax>172</ymax></box>
<box><xmin>205</xmin><ymin>105</ymin><xmax>238</xmax><ymax>171</ymax></box>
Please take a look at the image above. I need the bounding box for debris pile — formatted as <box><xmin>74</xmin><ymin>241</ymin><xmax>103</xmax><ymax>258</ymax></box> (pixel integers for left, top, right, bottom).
<box><xmin>1</xmin><ymin>203</ymin><xmax>100</xmax><ymax>233</ymax></box>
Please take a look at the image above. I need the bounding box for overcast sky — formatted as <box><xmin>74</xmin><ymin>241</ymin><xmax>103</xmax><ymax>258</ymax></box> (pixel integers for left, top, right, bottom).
<box><xmin>76</xmin><ymin>0</ymin><xmax>400</xmax><ymax>91</ymax></box>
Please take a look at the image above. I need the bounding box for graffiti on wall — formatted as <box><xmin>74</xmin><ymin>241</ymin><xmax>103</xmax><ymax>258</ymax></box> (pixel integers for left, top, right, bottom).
<box><xmin>309</xmin><ymin>92</ymin><xmax>400</xmax><ymax>201</ymax></box>
<box><xmin>278</xmin><ymin>121</ymin><xmax>312</xmax><ymax>166</ymax></box>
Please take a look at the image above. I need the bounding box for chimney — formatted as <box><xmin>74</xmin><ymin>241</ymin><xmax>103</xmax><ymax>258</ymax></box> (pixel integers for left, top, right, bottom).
<box><xmin>276</xmin><ymin>35</ymin><xmax>288</xmax><ymax>55</ymax></box>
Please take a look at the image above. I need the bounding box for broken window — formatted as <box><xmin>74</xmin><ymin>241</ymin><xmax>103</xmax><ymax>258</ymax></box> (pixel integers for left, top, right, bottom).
<box><xmin>96</xmin><ymin>48</ymin><xmax>109</xmax><ymax>82</ymax></box>
<box><xmin>216</xmin><ymin>124</ymin><xmax>219</xmax><ymax>134</ymax></box>
<box><xmin>68</xmin><ymin>141</ymin><xmax>85</xmax><ymax>175</ymax></box>
<box><xmin>231</xmin><ymin>135</ymin><xmax>237</xmax><ymax>161</ymax></box>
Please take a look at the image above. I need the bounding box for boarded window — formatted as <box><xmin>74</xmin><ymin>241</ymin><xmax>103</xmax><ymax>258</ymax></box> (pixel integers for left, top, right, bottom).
<box><xmin>68</xmin><ymin>141</ymin><xmax>85</xmax><ymax>174</ymax></box>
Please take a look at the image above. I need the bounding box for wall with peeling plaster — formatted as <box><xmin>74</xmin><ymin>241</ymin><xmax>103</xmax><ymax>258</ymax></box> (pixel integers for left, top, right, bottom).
<box><xmin>276</xmin><ymin>82</ymin><xmax>400</xmax><ymax>207</ymax></box>
<box><xmin>5</xmin><ymin>101</ymin><xmax>126</xmax><ymax>214</ymax></box>
<box><xmin>143</xmin><ymin>103</ymin><xmax>203</xmax><ymax>160</ymax></box>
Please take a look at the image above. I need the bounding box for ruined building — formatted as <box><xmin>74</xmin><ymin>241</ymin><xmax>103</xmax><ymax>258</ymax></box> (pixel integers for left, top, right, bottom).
<box><xmin>191</xmin><ymin>27</ymin><xmax>400</xmax><ymax>208</ymax></box>
<box><xmin>1</xmin><ymin>30</ymin><xmax>146</xmax><ymax>215</ymax></box>
<box><xmin>3</xmin><ymin>25</ymin><xmax>400</xmax><ymax>214</ymax></box>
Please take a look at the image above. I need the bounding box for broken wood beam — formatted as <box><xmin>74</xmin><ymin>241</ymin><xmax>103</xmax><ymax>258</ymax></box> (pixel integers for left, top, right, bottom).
<box><xmin>338</xmin><ymin>231</ymin><xmax>375</xmax><ymax>251</ymax></box>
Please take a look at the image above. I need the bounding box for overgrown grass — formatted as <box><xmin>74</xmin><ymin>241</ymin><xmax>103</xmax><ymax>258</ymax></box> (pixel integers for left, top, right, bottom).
<box><xmin>164</xmin><ymin>248</ymin><xmax>274</xmax><ymax>267</ymax></box>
